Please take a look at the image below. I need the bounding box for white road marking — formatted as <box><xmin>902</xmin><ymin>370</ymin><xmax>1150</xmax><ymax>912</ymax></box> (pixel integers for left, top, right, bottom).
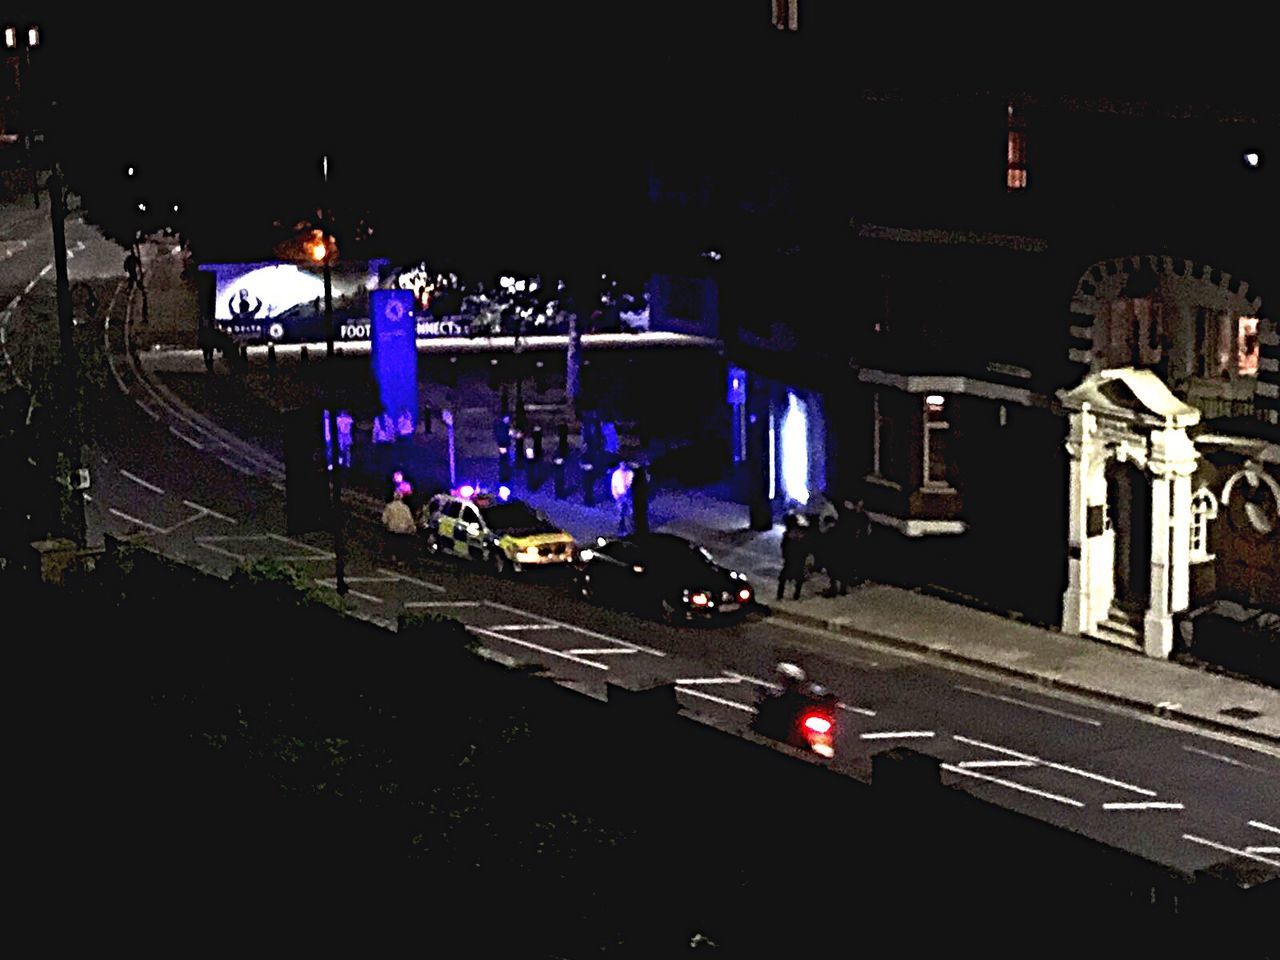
<box><xmin>941</xmin><ymin>763</ymin><xmax>1085</xmax><ymax>807</ymax></box>
<box><xmin>272</xmin><ymin>481</ymin><xmax>286</xmax><ymax>492</ymax></box>
<box><xmin>1183</xmin><ymin>834</ymin><xmax>1280</xmax><ymax>868</ymax></box>
<box><xmin>405</xmin><ymin>600</ymin><xmax>481</xmax><ymax>608</ymax></box>
<box><xmin>724</xmin><ymin>671</ymin><xmax>781</xmax><ymax>691</ymax></box>
<box><xmin>837</xmin><ymin>702</ymin><xmax>877</xmax><ymax>717</ymax></box>
<box><xmin>136</xmin><ymin>400</ymin><xmax>160</xmax><ymax>420</ymax></box>
<box><xmin>956</xmin><ymin>760</ymin><xmax>1037</xmax><ymax>769</ymax></box>
<box><xmin>313</xmin><ymin>578</ymin><xmax>382</xmax><ymax>603</ymax></box>
<box><xmin>1250</xmin><ymin>820</ymin><xmax>1280</xmax><ymax>835</ymax></box>
<box><xmin>376</xmin><ymin>568</ymin><xmax>446</xmax><ymax>592</ymax></box>
<box><xmin>120</xmin><ymin>469</ymin><xmax>164</xmax><ymax>494</ymax></box>
<box><xmin>218</xmin><ymin>456</ymin><xmax>254</xmax><ymax>476</ymax></box>
<box><xmin>956</xmin><ymin>685</ymin><xmax>1102</xmax><ymax>727</ymax></box>
<box><xmin>860</xmin><ymin>731</ymin><xmax>935</xmax><ymax>740</ymax></box>
<box><xmin>469</xmin><ymin>625</ymin><xmax>609</xmax><ymax>671</ymax></box>
<box><xmin>265</xmin><ymin>533</ymin><xmax>332</xmax><ymax>557</ymax></box>
<box><xmin>108</xmin><ymin>508</ymin><xmax>165</xmax><ymax>533</ymax></box>
<box><xmin>36</xmin><ymin>266</ymin><xmax>50</xmax><ymax>280</ymax></box>
<box><xmin>1102</xmin><ymin>802</ymin><xmax>1184</xmax><ymax>811</ymax></box>
<box><xmin>489</xmin><ymin>623</ymin><xmax>561</xmax><ymax>631</ymax></box>
<box><xmin>195</xmin><ymin>541</ymin><xmax>246</xmax><ymax>562</ymax></box>
<box><xmin>677</xmin><ymin>687</ymin><xmax>758</xmax><ymax>713</ymax></box>
<box><xmin>182</xmin><ymin>500</ymin><xmax>237</xmax><ymax>524</ymax></box>
<box><xmin>169</xmin><ymin>425</ymin><xmax>204</xmax><ymax>449</ymax></box>
<box><xmin>953</xmin><ymin>735</ymin><xmax>1157</xmax><ymax>796</ymax></box>
<box><xmin>1246</xmin><ymin>846</ymin><xmax>1280</xmax><ymax>855</ymax></box>
<box><xmin>482</xmin><ymin>600</ymin><xmax>667</xmax><ymax>657</ymax></box>
<box><xmin>1181</xmin><ymin>745</ymin><xmax>1269</xmax><ymax>772</ymax></box>
<box><xmin>676</xmin><ymin>677</ymin><xmax>742</xmax><ymax>685</ymax></box>
<box><xmin>566</xmin><ymin>648</ymin><xmax>638</xmax><ymax>656</ymax></box>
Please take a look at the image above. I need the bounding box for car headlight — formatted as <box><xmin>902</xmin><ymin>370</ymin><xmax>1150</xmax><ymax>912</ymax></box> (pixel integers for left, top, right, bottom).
<box><xmin>516</xmin><ymin>548</ymin><xmax>541</xmax><ymax>561</ymax></box>
<box><xmin>579</xmin><ymin>549</ymin><xmax>594</xmax><ymax>562</ymax></box>
<box><xmin>690</xmin><ymin>592</ymin><xmax>710</xmax><ymax>607</ymax></box>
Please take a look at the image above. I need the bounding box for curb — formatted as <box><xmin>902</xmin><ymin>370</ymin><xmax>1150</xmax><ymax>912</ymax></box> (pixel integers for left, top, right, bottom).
<box><xmin>764</xmin><ymin>604</ymin><xmax>1280</xmax><ymax>747</ymax></box>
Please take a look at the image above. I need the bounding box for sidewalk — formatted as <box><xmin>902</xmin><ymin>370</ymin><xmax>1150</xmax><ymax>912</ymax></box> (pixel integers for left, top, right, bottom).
<box><xmin>130</xmin><ymin>237</ymin><xmax>1280</xmax><ymax>746</ymax></box>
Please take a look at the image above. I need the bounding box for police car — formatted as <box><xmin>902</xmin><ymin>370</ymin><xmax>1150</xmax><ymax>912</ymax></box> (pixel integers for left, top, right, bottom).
<box><xmin>421</xmin><ymin>485</ymin><xmax>577</xmax><ymax>575</ymax></box>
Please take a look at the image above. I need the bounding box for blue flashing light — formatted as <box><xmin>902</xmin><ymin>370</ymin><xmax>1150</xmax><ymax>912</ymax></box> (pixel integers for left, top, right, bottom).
<box><xmin>457</xmin><ymin>484</ymin><xmax>476</xmax><ymax>499</ymax></box>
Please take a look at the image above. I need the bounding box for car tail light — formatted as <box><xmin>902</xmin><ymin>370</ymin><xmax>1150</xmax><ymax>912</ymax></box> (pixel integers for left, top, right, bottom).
<box><xmin>738</xmin><ymin>588</ymin><xmax>752</xmax><ymax>602</ymax></box>
<box><xmin>802</xmin><ymin>713</ymin><xmax>833</xmax><ymax>735</ymax></box>
<box><xmin>690</xmin><ymin>592</ymin><xmax>710</xmax><ymax>606</ymax></box>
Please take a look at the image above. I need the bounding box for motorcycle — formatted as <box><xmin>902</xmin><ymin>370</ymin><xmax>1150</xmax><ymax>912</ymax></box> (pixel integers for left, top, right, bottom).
<box><xmin>751</xmin><ymin>665</ymin><xmax>839</xmax><ymax>758</ymax></box>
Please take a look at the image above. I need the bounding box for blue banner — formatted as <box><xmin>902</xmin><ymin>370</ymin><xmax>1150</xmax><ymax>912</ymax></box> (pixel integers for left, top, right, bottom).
<box><xmin>370</xmin><ymin>289</ymin><xmax>418</xmax><ymax>437</ymax></box>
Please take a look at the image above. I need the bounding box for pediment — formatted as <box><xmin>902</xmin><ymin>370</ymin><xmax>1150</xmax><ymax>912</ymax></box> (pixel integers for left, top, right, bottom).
<box><xmin>1059</xmin><ymin>367</ymin><xmax>1201</xmax><ymax>428</ymax></box>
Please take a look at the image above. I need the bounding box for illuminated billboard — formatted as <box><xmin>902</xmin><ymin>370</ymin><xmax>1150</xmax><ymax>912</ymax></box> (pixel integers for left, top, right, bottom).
<box><xmin>198</xmin><ymin>260</ymin><xmax>474</xmax><ymax>343</ymax></box>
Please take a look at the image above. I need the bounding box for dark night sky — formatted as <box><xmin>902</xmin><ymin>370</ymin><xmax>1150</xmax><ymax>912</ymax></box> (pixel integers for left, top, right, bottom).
<box><xmin>14</xmin><ymin>2</ymin><xmax>1275</xmax><ymax>270</ymax></box>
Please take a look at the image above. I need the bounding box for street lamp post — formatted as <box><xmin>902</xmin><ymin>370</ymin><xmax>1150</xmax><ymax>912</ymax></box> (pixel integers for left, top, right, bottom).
<box><xmin>4</xmin><ymin>24</ymin><xmax>41</xmax><ymax>207</ymax></box>
<box><xmin>320</xmin><ymin>155</ymin><xmax>347</xmax><ymax>596</ymax></box>
<box><xmin>48</xmin><ymin>163</ymin><xmax>87</xmax><ymax>545</ymax></box>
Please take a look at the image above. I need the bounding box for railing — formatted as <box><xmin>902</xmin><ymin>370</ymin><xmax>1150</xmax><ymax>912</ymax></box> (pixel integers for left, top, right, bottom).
<box><xmin>1193</xmin><ymin>394</ymin><xmax>1260</xmax><ymax>422</ymax></box>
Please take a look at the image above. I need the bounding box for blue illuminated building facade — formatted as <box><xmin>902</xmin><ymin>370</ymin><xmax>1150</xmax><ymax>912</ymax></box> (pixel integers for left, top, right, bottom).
<box><xmin>645</xmin><ymin>11</ymin><xmax>1277</xmax><ymax>650</ymax></box>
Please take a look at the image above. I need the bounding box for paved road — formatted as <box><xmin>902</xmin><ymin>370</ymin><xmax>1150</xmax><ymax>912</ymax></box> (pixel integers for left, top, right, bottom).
<box><xmin>4</xmin><ymin>225</ymin><xmax>1276</xmax><ymax>880</ymax></box>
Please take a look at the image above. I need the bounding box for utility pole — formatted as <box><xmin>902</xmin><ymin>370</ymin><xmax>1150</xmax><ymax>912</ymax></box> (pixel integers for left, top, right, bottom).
<box><xmin>48</xmin><ymin>164</ymin><xmax>87</xmax><ymax>545</ymax></box>
<box><xmin>321</xmin><ymin>154</ymin><xmax>347</xmax><ymax>596</ymax></box>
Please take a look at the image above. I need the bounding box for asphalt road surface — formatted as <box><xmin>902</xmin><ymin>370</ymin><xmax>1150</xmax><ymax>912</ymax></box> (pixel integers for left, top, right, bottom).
<box><xmin>4</xmin><ymin>223</ymin><xmax>1276</xmax><ymax>880</ymax></box>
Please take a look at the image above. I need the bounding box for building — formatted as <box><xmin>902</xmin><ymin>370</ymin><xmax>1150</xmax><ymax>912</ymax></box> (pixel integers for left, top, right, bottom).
<box><xmin>645</xmin><ymin>13</ymin><xmax>1278</xmax><ymax>659</ymax></box>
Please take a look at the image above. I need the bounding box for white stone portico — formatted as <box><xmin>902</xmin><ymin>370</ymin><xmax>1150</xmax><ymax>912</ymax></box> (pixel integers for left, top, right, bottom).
<box><xmin>1059</xmin><ymin>368</ymin><xmax>1201</xmax><ymax>658</ymax></box>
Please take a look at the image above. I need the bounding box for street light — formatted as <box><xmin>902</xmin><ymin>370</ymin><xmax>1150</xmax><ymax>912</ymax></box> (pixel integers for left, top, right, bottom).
<box><xmin>4</xmin><ymin>22</ymin><xmax>42</xmax><ymax>206</ymax></box>
<box><xmin>318</xmin><ymin>154</ymin><xmax>347</xmax><ymax>596</ymax></box>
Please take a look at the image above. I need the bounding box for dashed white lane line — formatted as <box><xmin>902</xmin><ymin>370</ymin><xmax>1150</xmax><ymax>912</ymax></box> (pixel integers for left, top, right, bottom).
<box><xmin>313</xmin><ymin>578</ymin><xmax>382</xmax><ymax>603</ymax></box>
<box><xmin>677</xmin><ymin>687</ymin><xmax>757</xmax><ymax>713</ymax></box>
<box><xmin>31</xmin><ymin>270</ymin><xmax>46</xmax><ymax>284</ymax></box>
<box><xmin>956</xmin><ymin>685</ymin><xmax>1103</xmax><ymax>727</ymax></box>
<box><xmin>838</xmin><ymin>702</ymin><xmax>877</xmax><ymax>717</ymax></box>
<box><xmin>676</xmin><ymin>677</ymin><xmax>742</xmax><ymax>686</ymax></box>
<box><xmin>859</xmin><ymin>731</ymin><xmax>934</xmax><ymax>740</ymax></box>
<box><xmin>108</xmin><ymin>508</ymin><xmax>165</xmax><ymax>534</ymax></box>
<box><xmin>957</xmin><ymin>760</ymin><xmax>1036</xmax><ymax>769</ymax></box>
<box><xmin>1102</xmin><ymin>802</ymin><xmax>1185</xmax><ymax>811</ymax></box>
<box><xmin>468</xmin><ymin>626</ymin><xmax>609</xmax><ymax>671</ymax></box>
<box><xmin>169</xmin><ymin>425</ymin><xmax>204</xmax><ymax>449</ymax></box>
<box><xmin>405</xmin><ymin>600</ymin><xmax>481</xmax><ymax>608</ymax></box>
<box><xmin>219</xmin><ymin>456</ymin><xmax>254</xmax><ymax>476</ymax></box>
<box><xmin>941</xmin><ymin>763</ymin><xmax>1085</xmax><ymax>808</ymax></box>
<box><xmin>1180</xmin><ymin>745</ymin><xmax>1269</xmax><ymax>772</ymax></box>
<box><xmin>196</xmin><ymin>541</ymin><xmax>245</xmax><ymax>562</ymax></box>
<box><xmin>183</xmin><ymin>500</ymin><xmax>237</xmax><ymax>524</ymax></box>
<box><xmin>953</xmin><ymin>735</ymin><xmax>1156</xmax><ymax>796</ymax></box>
<box><xmin>566</xmin><ymin>648</ymin><xmax>638</xmax><ymax>656</ymax></box>
<box><xmin>1249</xmin><ymin>820</ymin><xmax>1279</xmax><ymax>835</ymax></box>
<box><xmin>489</xmin><ymin>623</ymin><xmax>561</xmax><ymax>631</ymax></box>
<box><xmin>1183</xmin><ymin>834</ymin><xmax>1280</xmax><ymax>868</ymax></box>
<box><xmin>136</xmin><ymin>400</ymin><xmax>160</xmax><ymax>420</ymax></box>
<box><xmin>376</xmin><ymin>568</ymin><xmax>446</xmax><ymax>593</ymax></box>
<box><xmin>120</xmin><ymin>469</ymin><xmax>164</xmax><ymax>494</ymax></box>
<box><xmin>482</xmin><ymin>600</ymin><xmax>667</xmax><ymax>657</ymax></box>
<box><xmin>1247</xmin><ymin>846</ymin><xmax>1280</xmax><ymax>855</ymax></box>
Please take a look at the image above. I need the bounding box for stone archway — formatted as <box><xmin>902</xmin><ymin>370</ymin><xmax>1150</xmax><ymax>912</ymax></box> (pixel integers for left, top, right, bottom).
<box><xmin>1059</xmin><ymin>368</ymin><xmax>1201</xmax><ymax>658</ymax></box>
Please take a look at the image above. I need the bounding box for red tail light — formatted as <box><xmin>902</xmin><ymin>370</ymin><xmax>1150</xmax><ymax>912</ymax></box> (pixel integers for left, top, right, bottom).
<box><xmin>738</xmin><ymin>588</ymin><xmax>752</xmax><ymax>602</ymax></box>
<box><xmin>802</xmin><ymin>713</ymin><xmax>833</xmax><ymax>735</ymax></box>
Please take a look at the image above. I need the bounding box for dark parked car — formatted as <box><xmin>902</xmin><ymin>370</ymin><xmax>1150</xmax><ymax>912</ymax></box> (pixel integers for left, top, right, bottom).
<box><xmin>575</xmin><ymin>532</ymin><xmax>754</xmax><ymax>623</ymax></box>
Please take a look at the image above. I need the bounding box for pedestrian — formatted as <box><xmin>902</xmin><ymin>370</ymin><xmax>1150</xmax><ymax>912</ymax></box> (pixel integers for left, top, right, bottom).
<box><xmin>123</xmin><ymin>251</ymin><xmax>140</xmax><ymax>290</ymax></box>
<box><xmin>611</xmin><ymin>460</ymin><xmax>635</xmax><ymax>535</ymax></box>
<box><xmin>382</xmin><ymin>488</ymin><xmax>417</xmax><ymax>559</ymax></box>
<box><xmin>847</xmin><ymin>498</ymin><xmax>871</xmax><ymax>586</ymax></box>
<box><xmin>777</xmin><ymin>512</ymin><xmax>808</xmax><ymax>601</ymax></box>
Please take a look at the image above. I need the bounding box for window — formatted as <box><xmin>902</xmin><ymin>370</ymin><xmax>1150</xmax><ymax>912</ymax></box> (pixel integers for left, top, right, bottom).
<box><xmin>772</xmin><ymin>0</ymin><xmax>799</xmax><ymax>30</ymax></box>
<box><xmin>1238</xmin><ymin>316</ymin><xmax>1260</xmax><ymax>377</ymax></box>
<box><xmin>1190</xmin><ymin>488</ymin><xmax>1218</xmax><ymax>562</ymax></box>
<box><xmin>442</xmin><ymin>500</ymin><xmax>462</xmax><ymax>519</ymax></box>
<box><xmin>1007</xmin><ymin>103</ymin><xmax>1028</xmax><ymax>190</ymax></box>
<box><xmin>923</xmin><ymin>395</ymin><xmax>952</xmax><ymax>489</ymax></box>
<box><xmin>1099</xmin><ymin>298</ymin><xmax>1164</xmax><ymax>368</ymax></box>
<box><xmin>1195</xmin><ymin>308</ymin><xmax>1233</xmax><ymax>379</ymax></box>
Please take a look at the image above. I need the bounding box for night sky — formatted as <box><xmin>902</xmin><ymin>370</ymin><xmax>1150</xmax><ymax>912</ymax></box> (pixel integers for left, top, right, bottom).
<box><xmin>13</xmin><ymin>2</ymin><xmax>1275</xmax><ymax>273</ymax></box>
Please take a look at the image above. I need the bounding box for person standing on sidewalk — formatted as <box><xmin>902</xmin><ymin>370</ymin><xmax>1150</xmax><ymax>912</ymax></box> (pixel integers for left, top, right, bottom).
<box><xmin>822</xmin><ymin>499</ymin><xmax>862</xmax><ymax>597</ymax></box>
<box><xmin>611</xmin><ymin>460</ymin><xmax>635</xmax><ymax>536</ymax></box>
<box><xmin>777</xmin><ymin>512</ymin><xmax>808</xmax><ymax>601</ymax></box>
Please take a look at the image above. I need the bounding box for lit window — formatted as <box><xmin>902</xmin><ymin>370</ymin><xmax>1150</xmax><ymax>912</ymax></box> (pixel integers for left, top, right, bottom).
<box><xmin>924</xmin><ymin>396</ymin><xmax>951</xmax><ymax>489</ymax></box>
<box><xmin>1007</xmin><ymin>103</ymin><xmax>1028</xmax><ymax>191</ymax></box>
<box><xmin>772</xmin><ymin>0</ymin><xmax>799</xmax><ymax>30</ymax></box>
<box><xmin>1190</xmin><ymin>488</ymin><xmax>1218</xmax><ymax>562</ymax></box>
<box><xmin>1238</xmin><ymin>317</ymin><xmax>1260</xmax><ymax>377</ymax></box>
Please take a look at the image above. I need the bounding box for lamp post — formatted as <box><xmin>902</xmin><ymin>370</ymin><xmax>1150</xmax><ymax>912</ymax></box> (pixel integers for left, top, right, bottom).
<box><xmin>4</xmin><ymin>24</ymin><xmax>41</xmax><ymax>207</ymax></box>
<box><xmin>319</xmin><ymin>154</ymin><xmax>347</xmax><ymax>596</ymax></box>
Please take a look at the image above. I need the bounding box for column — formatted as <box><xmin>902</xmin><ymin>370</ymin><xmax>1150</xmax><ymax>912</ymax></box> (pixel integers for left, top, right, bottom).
<box><xmin>1143</xmin><ymin>470</ymin><xmax>1173</xmax><ymax>658</ymax></box>
<box><xmin>1170</xmin><ymin>468</ymin><xmax>1192</xmax><ymax>614</ymax></box>
<box><xmin>1061</xmin><ymin>407</ymin><xmax>1092</xmax><ymax>635</ymax></box>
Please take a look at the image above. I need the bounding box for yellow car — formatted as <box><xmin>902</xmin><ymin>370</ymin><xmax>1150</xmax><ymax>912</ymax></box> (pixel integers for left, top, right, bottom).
<box><xmin>422</xmin><ymin>486</ymin><xmax>576</xmax><ymax>575</ymax></box>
